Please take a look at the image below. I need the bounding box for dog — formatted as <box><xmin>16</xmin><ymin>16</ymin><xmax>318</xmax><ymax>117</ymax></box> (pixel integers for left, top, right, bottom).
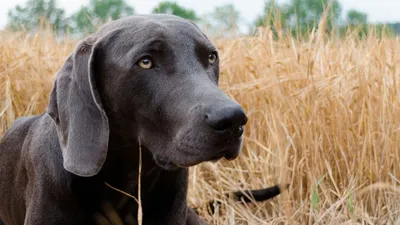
<box><xmin>0</xmin><ymin>14</ymin><xmax>284</xmax><ymax>225</ymax></box>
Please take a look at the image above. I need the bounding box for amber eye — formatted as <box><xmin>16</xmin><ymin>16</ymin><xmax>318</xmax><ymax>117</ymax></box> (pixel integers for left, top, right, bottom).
<box><xmin>208</xmin><ymin>52</ymin><xmax>218</xmax><ymax>64</ymax></box>
<box><xmin>137</xmin><ymin>56</ymin><xmax>153</xmax><ymax>69</ymax></box>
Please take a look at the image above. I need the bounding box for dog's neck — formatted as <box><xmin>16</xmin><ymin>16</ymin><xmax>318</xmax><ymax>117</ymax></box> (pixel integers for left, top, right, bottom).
<box><xmin>97</xmin><ymin>132</ymin><xmax>189</xmax><ymax>217</ymax></box>
<box><xmin>100</xmin><ymin>131</ymin><xmax>189</xmax><ymax>199</ymax></box>
<box><xmin>101</xmin><ymin>132</ymin><xmax>156</xmax><ymax>186</ymax></box>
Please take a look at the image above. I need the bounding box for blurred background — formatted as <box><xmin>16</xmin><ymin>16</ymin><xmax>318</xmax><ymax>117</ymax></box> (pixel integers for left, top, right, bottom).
<box><xmin>1</xmin><ymin>0</ymin><xmax>400</xmax><ymax>39</ymax></box>
<box><xmin>1</xmin><ymin>1</ymin><xmax>400</xmax><ymax>224</ymax></box>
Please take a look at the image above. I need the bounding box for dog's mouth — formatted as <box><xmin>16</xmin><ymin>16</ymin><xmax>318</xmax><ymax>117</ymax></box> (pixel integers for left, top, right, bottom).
<box><xmin>155</xmin><ymin>145</ymin><xmax>241</xmax><ymax>171</ymax></box>
<box><xmin>209</xmin><ymin>154</ymin><xmax>224</xmax><ymax>162</ymax></box>
<box><xmin>153</xmin><ymin>128</ymin><xmax>244</xmax><ymax>171</ymax></box>
<box><xmin>209</xmin><ymin>148</ymin><xmax>240</xmax><ymax>162</ymax></box>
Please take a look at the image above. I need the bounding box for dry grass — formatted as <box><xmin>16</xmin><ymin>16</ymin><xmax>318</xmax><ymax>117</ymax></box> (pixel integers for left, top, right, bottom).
<box><xmin>1</xmin><ymin>26</ymin><xmax>400</xmax><ymax>224</ymax></box>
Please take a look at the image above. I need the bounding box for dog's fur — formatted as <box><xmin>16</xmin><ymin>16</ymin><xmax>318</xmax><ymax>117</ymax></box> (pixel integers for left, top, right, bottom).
<box><xmin>0</xmin><ymin>15</ymin><xmax>283</xmax><ymax>225</ymax></box>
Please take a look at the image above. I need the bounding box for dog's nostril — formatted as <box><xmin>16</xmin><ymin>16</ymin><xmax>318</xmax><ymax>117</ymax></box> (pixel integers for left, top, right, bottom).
<box><xmin>241</xmin><ymin>117</ymin><xmax>248</xmax><ymax>126</ymax></box>
<box><xmin>213</xmin><ymin>120</ymin><xmax>233</xmax><ymax>131</ymax></box>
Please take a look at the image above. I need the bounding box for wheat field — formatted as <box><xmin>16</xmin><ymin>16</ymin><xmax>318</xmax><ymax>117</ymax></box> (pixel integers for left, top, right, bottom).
<box><xmin>1</xmin><ymin>24</ymin><xmax>400</xmax><ymax>224</ymax></box>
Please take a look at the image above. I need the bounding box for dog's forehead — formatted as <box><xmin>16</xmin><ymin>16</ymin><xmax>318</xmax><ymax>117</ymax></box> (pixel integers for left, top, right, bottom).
<box><xmin>100</xmin><ymin>14</ymin><xmax>212</xmax><ymax>48</ymax></box>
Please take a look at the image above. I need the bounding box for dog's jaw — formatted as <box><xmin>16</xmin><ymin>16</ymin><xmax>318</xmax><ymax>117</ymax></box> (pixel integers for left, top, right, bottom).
<box><xmin>152</xmin><ymin>135</ymin><xmax>244</xmax><ymax>171</ymax></box>
<box><xmin>154</xmin><ymin>155</ymin><xmax>182</xmax><ymax>170</ymax></box>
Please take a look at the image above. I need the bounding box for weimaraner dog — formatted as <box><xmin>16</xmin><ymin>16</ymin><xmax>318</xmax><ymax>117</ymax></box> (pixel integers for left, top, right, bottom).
<box><xmin>0</xmin><ymin>14</ymin><xmax>284</xmax><ymax>225</ymax></box>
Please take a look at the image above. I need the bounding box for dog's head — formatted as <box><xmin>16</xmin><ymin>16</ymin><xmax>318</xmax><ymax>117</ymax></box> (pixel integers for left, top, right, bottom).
<box><xmin>48</xmin><ymin>14</ymin><xmax>247</xmax><ymax>176</ymax></box>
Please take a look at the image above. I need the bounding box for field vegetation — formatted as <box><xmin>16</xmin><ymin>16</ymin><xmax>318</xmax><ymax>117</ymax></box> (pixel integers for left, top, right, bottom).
<box><xmin>1</xmin><ymin>17</ymin><xmax>400</xmax><ymax>224</ymax></box>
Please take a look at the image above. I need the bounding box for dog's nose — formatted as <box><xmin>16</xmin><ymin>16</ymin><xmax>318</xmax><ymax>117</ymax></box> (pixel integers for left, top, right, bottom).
<box><xmin>206</xmin><ymin>105</ymin><xmax>247</xmax><ymax>135</ymax></box>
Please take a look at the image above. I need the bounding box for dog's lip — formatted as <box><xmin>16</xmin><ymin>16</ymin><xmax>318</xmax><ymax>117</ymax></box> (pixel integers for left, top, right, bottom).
<box><xmin>209</xmin><ymin>153</ymin><xmax>225</xmax><ymax>162</ymax></box>
<box><xmin>156</xmin><ymin>144</ymin><xmax>241</xmax><ymax>169</ymax></box>
<box><xmin>223</xmin><ymin>149</ymin><xmax>240</xmax><ymax>161</ymax></box>
<box><xmin>170</xmin><ymin>152</ymin><xmax>226</xmax><ymax>168</ymax></box>
<box><xmin>172</xmin><ymin>162</ymin><xmax>197</xmax><ymax>168</ymax></box>
<box><xmin>156</xmin><ymin>155</ymin><xmax>198</xmax><ymax>169</ymax></box>
<box><xmin>223</xmin><ymin>155</ymin><xmax>238</xmax><ymax>161</ymax></box>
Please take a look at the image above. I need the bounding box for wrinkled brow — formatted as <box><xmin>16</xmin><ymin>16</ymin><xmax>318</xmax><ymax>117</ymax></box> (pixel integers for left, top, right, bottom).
<box><xmin>140</xmin><ymin>39</ymin><xmax>168</xmax><ymax>52</ymax></box>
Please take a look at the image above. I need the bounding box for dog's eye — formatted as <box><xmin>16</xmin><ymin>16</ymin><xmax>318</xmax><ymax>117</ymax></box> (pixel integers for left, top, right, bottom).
<box><xmin>137</xmin><ymin>56</ymin><xmax>153</xmax><ymax>69</ymax></box>
<box><xmin>208</xmin><ymin>52</ymin><xmax>218</xmax><ymax>64</ymax></box>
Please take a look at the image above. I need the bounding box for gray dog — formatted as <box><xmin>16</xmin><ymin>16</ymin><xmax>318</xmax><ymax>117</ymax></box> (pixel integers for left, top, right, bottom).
<box><xmin>0</xmin><ymin>15</ymin><xmax>284</xmax><ymax>225</ymax></box>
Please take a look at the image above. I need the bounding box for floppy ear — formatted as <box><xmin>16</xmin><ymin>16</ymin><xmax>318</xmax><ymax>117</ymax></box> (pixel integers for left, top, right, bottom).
<box><xmin>47</xmin><ymin>38</ymin><xmax>109</xmax><ymax>177</ymax></box>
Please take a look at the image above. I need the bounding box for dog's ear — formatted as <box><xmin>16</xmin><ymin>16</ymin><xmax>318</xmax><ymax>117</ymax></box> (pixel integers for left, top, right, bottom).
<box><xmin>47</xmin><ymin>37</ymin><xmax>109</xmax><ymax>177</ymax></box>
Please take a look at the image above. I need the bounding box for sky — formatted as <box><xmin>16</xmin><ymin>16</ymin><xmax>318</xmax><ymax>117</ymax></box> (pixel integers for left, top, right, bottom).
<box><xmin>1</xmin><ymin>0</ymin><xmax>400</xmax><ymax>29</ymax></box>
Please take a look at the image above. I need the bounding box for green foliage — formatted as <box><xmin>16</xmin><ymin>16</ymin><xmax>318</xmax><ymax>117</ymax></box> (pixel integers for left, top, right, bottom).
<box><xmin>371</xmin><ymin>24</ymin><xmax>395</xmax><ymax>38</ymax></box>
<box><xmin>388</xmin><ymin>22</ymin><xmax>400</xmax><ymax>34</ymax></box>
<box><xmin>347</xmin><ymin>192</ymin><xmax>354</xmax><ymax>215</ymax></box>
<box><xmin>340</xmin><ymin>10</ymin><xmax>395</xmax><ymax>39</ymax></box>
<box><xmin>255</xmin><ymin>1</ymin><xmax>290</xmax><ymax>28</ymax></box>
<box><xmin>253</xmin><ymin>1</ymin><xmax>291</xmax><ymax>38</ymax></box>
<box><xmin>152</xmin><ymin>2</ymin><xmax>198</xmax><ymax>21</ymax></box>
<box><xmin>70</xmin><ymin>0</ymin><xmax>134</xmax><ymax>35</ymax></box>
<box><xmin>69</xmin><ymin>7</ymin><xmax>95</xmax><ymax>34</ymax></box>
<box><xmin>290</xmin><ymin>0</ymin><xmax>342</xmax><ymax>33</ymax></box>
<box><xmin>7</xmin><ymin>0</ymin><xmax>68</xmax><ymax>34</ymax></box>
<box><xmin>255</xmin><ymin>0</ymin><xmax>342</xmax><ymax>37</ymax></box>
<box><xmin>6</xmin><ymin>0</ymin><xmax>400</xmax><ymax>39</ymax></box>
<box><xmin>199</xmin><ymin>4</ymin><xmax>241</xmax><ymax>38</ymax></box>
<box><xmin>343</xmin><ymin>10</ymin><xmax>368</xmax><ymax>38</ymax></box>
<box><xmin>311</xmin><ymin>174</ymin><xmax>327</xmax><ymax>214</ymax></box>
<box><xmin>7</xmin><ymin>0</ymin><xmax>134</xmax><ymax>36</ymax></box>
<box><xmin>347</xmin><ymin>10</ymin><xmax>367</xmax><ymax>25</ymax></box>
<box><xmin>211</xmin><ymin>4</ymin><xmax>240</xmax><ymax>30</ymax></box>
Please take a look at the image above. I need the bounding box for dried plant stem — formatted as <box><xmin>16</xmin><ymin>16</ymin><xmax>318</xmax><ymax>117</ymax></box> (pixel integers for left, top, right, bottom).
<box><xmin>137</xmin><ymin>139</ymin><xmax>143</xmax><ymax>225</ymax></box>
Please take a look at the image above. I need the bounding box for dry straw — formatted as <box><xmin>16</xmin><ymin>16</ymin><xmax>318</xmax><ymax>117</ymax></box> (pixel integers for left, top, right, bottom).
<box><xmin>1</xmin><ymin>19</ymin><xmax>400</xmax><ymax>224</ymax></box>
